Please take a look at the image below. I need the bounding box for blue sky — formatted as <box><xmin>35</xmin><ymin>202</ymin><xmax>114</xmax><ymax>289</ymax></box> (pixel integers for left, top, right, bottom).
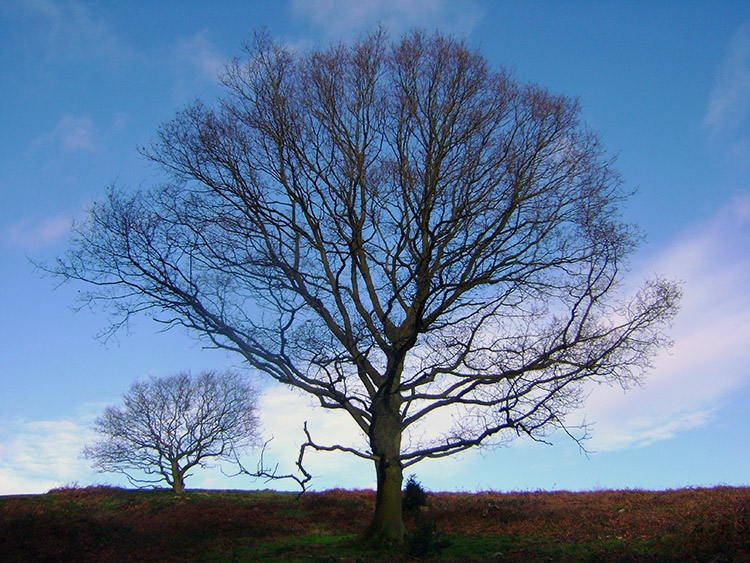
<box><xmin>1</xmin><ymin>0</ymin><xmax>748</xmax><ymax>495</ymax></box>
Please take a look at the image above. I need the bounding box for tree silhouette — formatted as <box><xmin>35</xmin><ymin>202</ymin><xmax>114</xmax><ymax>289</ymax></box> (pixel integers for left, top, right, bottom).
<box><xmin>56</xmin><ymin>29</ymin><xmax>680</xmax><ymax>541</ymax></box>
<box><xmin>83</xmin><ymin>370</ymin><xmax>260</xmax><ymax>493</ymax></box>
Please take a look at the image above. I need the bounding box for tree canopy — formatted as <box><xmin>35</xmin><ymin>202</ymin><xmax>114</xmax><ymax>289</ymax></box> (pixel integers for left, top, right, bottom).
<box><xmin>83</xmin><ymin>370</ymin><xmax>260</xmax><ymax>493</ymax></box>
<box><xmin>57</xmin><ymin>29</ymin><xmax>680</xmax><ymax>540</ymax></box>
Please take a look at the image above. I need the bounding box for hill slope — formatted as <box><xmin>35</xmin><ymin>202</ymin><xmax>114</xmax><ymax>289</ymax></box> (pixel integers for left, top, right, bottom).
<box><xmin>1</xmin><ymin>485</ymin><xmax>748</xmax><ymax>561</ymax></box>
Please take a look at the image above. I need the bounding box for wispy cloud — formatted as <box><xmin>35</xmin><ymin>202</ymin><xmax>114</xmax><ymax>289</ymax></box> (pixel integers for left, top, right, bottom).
<box><xmin>158</xmin><ymin>30</ymin><xmax>227</xmax><ymax>103</ymax></box>
<box><xmin>705</xmin><ymin>22</ymin><xmax>750</xmax><ymax>131</ymax></box>
<box><xmin>0</xmin><ymin>416</ymin><xmax>98</xmax><ymax>494</ymax></box>
<box><xmin>174</xmin><ymin>30</ymin><xmax>225</xmax><ymax>83</ymax></box>
<box><xmin>704</xmin><ymin>22</ymin><xmax>750</xmax><ymax>175</ymax></box>
<box><xmin>55</xmin><ymin>115</ymin><xmax>98</xmax><ymax>152</ymax></box>
<box><xmin>29</xmin><ymin>115</ymin><xmax>99</xmax><ymax>156</ymax></box>
<box><xmin>11</xmin><ymin>0</ymin><xmax>132</xmax><ymax>68</ymax></box>
<box><xmin>575</xmin><ymin>195</ymin><xmax>750</xmax><ymax>451</ymax></box>
<box><xmin>0</xmin><ymin>389</ymin><xmax>374</xmax><ymax>494</ymax></box>
<box><xmin>292</xmin><ymin>0</ymin><xmax>483</xmax><ymax>39</ymax></box>
<box><xmin>0</xmin><ymin>388</ymin><xmax>374</xmax><ymax>494</ymax></box>
<box><xmin>3</xmin><ymin>215</ymin><xmax>72</xmax><ymax>251</ymax></box>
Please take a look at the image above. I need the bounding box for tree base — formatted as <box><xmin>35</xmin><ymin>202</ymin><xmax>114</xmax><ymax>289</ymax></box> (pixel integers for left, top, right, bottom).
<box><xmin>357</xmin><ymin>526</ymin><xmax>406</xmax><ymax>548</ymax></box>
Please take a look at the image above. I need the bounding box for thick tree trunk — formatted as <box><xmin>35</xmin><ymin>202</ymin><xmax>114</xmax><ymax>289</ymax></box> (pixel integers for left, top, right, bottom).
<box><xmin>361</xmin><ymin>402</ymin><xmax>405</xmax><ymax>543</ymax></box>
<box><xmin>170</xmin><ymin>460</ymin><xmax>185</xmax><ymax>493</ymax></box>
<box><xmin>172</xmin><ymin>477</ymin><xmax>185</xmax><ymax>493</ymax></box>
<box><xmin>365</xmin><ymin>454</ymin><xmax>405</xmax><ymax>543</ymax></box>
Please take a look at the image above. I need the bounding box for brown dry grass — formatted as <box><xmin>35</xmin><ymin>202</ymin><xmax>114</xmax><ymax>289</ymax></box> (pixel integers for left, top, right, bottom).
<box><xmin>1</xmin><ymin>485</ymin><xmax>748</xmax><ymax>562</ymax></box>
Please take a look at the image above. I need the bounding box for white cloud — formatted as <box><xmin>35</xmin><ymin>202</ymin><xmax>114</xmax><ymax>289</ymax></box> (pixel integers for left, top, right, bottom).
<box><xmin>56</xmin><ymin>115</ymin><xmax>98</xmax><ymax>152</ymax></box>
<box><xmin>174</xmin><ymin>30</ymin><xmax>225</xmax><ymax>83</ymax></box>
<box><xmin>573</xmin><ymin>195</ymin><xmax>750</xmax><ymax>451</ymax></box>
<box><xmin>705</xmin><ymin>22</ymin><xmax>750</xmax><ymax>131</ymax></box>
<box><xmin>33</xmin><ymin>115</ymin><xmax>98</xmax><ymax>153</ymax></box>
<box><xmin>247</xmin><ymin>386</ymin><xmax>375</xmax><ymax>490</ymax></box>
<box><xmin>163</xmin><ymin>30</ymin><xmax>226</xmax><ymax>103</ymax></box>
<box><xmin>0</xmin><ymin>388</ymin><xmax>376</xmax><ymax>495</ymax></box>
<box><xmin>292</xmin><ymin>0</ymin><xmax>483</xmax><ymax>39</ymax></box>
<box><xmin>3</xmin><ymin>214</ymin><xmax>72</xmax><ymax>250</ymax></box>
<box><xmin>704</xmin><ymin>22</ymin><xmax>750</xmax><ymax>175</ymax></box>
<box><xmin>0</xmin><ymin>416</ymin><xmax>98</xmax><ymax>494</ymax></box>
<box><xmin>245</xmin><ymin>385</ymin><xmax>513</xmax><ymax>492</ymax></box>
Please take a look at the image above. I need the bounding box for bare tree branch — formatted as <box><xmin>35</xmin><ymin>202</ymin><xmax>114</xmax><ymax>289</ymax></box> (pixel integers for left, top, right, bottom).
<box><xmin>226</xmin><ymin>436</ymin><xmax>312</xmax><ymax>498</ymax></box>
<box><xmin>227</xmin><ymin>420</ymin><xmax>378</xmax><ymax>497</ymax></box>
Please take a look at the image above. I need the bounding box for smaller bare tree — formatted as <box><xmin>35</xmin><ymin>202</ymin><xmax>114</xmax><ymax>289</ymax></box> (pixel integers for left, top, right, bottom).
<box><xmin>83</xmin><ymin>370</ymin><xmax>260</xmax><ymax>493</ymax></box>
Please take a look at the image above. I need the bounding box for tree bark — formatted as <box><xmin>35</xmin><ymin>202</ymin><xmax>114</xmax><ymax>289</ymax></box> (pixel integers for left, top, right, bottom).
<box><xmin>362</xmin><ymin>400</ymin><xmax>405</xmax><ymax>543</ymax></box>
<box><xmin>170</xmin><ymin>460</ymin><xmax>185</xmax><ymax>493</ymax></box>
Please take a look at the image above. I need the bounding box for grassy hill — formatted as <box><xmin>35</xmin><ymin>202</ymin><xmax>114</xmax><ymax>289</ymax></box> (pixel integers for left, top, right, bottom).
<box><xmin>1</xmin><ymin>484</ymin><xmax>748</xmax><ymax>561</ymax></box>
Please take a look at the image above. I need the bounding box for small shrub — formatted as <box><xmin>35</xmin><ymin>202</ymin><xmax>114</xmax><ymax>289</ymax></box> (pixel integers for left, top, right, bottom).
<box><xmin>402</xmin><ymin>475</ymin><xmax>451</xmax><ymax>556</ymax></box>
<box><xmin>407</xmin><ymin>508</ymin><xmax>451</xmax><ymax>556</ymax></box>
<box><xmin>46</xmin><ymin>484</ymin><xmax>122</xmax><ymax>500</ymax></box>
<box><xmin>403</xmin><ymin>475</ymin><xmax>427</xmax><ymax>512</ymax></box>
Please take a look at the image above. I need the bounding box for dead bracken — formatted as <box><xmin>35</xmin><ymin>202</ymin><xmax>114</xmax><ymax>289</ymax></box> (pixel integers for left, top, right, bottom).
<box><xmin>1</xmin><ymin>485</ymin><xmax>748</xmax><ymax>561</ymax></box>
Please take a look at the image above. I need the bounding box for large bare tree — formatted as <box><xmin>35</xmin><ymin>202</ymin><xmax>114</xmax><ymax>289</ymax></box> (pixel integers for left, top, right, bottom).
<box><xmin>55</xmin><ymin>30</ymin><xmax>680</xmax><ymax>541</ymax></box>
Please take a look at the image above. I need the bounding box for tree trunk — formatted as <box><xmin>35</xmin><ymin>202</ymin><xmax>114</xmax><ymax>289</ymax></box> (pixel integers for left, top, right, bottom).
<box><xmin>362</xmin><ymin>401</ymin><xmax>405</xmax><ymax>543</ymax></box>
<box><xmin>170</xmin><ymin>460</ymin><xmax>185</xmax><ymax>493</ymax></box>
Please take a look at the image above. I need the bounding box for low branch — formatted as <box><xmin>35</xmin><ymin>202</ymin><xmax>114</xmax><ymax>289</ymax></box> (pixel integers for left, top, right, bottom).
<box><xmin>229</xmin><ymin>421</ymin><xmax>376</xmax><ymax>497</ymax></box>
<box><xmin>300</xmin><ymin>421</ymin><xmax>377</xmax><ymax>461</ymax></box>
<box><xmin>228</xmin><ymin>436</ymin><xmax>312</xmax><ymax>498</ymax></box>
